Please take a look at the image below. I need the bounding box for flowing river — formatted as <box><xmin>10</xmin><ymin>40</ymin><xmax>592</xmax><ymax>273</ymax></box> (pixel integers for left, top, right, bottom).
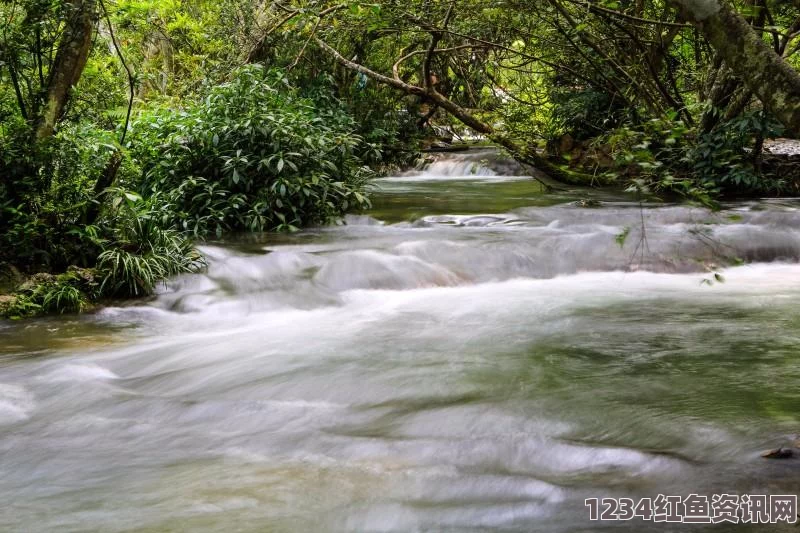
<box><xmin>1</xmin><ymin>149</ymin><xmax>800</xmax><ymax>532</ymax></box>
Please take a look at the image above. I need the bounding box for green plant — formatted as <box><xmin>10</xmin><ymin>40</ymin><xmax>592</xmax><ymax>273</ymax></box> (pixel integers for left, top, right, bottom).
<box><xmin>2</xmin><ymin>296</ymin><xmax>43</xmax><ymax>320</ymax></box>
<box><xmin>550</xmin><ymin>88</ymin><xmax>627</xmax><ymax>141</ymax></box>
<box><xmin>685</xmin><ymin>111</ymin><xmax>784</xmax><ymax>194</ymax></box>
<box><xmin>2</xmin><ymin>269</ymin><xmax>98</xmax><ymax>318</ymax></box>
<box><xmin>41</xmin><ymin>283</ymin><xmax>86</xmax><ymax>314</ymax></box>
<box><xmin>128</xmin><ymin>66</ymin><xmax>373</xmax><ymax>237</ymax></box>
<box><xmin>615</xmin><ymin>227</ymin><xmax>631</xmax><ymax>248</ymax></box>
<box><xmin>598</xmin><ymin>110</ymin><xmax>783</xmax><ymax>202</ymax></box>
<box><xmin>0</xmin><ymin>122</ymin><xmax>121</xmax><ymax>270</ymax></box>
<box><xmin>97</xmin><ymin>189</ymin><xmax>206</xmax><ymax>296</ymax></box>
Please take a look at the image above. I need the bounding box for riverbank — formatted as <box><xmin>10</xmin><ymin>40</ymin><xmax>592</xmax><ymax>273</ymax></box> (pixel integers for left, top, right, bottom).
<box><xmin>0</xmin><ymin>265</ymin><xmax>103</xmax><ymax>319</ymax></box>
<box><xmin>4</xmin><ymin>143</ymin><xmax>800</xmax><ymax>321</ymax></box>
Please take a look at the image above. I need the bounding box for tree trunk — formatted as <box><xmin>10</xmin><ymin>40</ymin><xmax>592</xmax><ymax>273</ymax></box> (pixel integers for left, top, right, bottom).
<box><xmin>669</xmin><ymin>0</ymin><xmax>800</xmax><ymax>135</ymax></box>
<box><xmin>699</xmin><ymin>63</ymin><xmax>740</xmax><ymax>133</ymax></box>
<box><xmin>33</xmin><ymin>0</ymin><xmax>98</xmax><ymax>142</ymax></box>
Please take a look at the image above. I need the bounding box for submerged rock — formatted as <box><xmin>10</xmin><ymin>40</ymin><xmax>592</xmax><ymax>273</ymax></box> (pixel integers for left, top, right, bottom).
<box><xmin>572</xmin><ymin>199</ymin><xmax>602</xmax><ymax>208</ymax></box>
<box><xmin>761</xmin><ymin>447</ymin><xmax>794</xmax><ymax>459</ymax></box>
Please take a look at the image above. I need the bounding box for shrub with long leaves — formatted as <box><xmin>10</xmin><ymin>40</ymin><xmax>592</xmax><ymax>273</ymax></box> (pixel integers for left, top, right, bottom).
<box><xmin>97</xmin><ymin>189</ymin><xmax>206</xmax><ymax>296</ymax></box>
<box><xmin>129</xmin><ymin>65</ymin><xmax>373</xmax><ymax>237</ymax></box>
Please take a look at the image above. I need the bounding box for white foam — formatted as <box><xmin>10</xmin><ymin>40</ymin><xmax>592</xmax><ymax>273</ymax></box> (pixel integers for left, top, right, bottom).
<box><xmin>41</xmin><ymin>364</ymin><xmax>119</xmax><ymax>383</ymax></box>
<box><xmin>0</xmin><ymin>384</ymin><xmax>35</xmax><ymax>424</ymax></box>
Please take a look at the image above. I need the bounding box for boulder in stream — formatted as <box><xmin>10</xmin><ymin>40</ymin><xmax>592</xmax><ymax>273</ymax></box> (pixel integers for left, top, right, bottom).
<box><xmin>761</xmin><ymin>447</ymin><xmax>794</xmax><ymax>459</ymax></box>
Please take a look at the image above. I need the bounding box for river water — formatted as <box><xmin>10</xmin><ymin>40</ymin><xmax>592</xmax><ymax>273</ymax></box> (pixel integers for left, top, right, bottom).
<box><xmin>1</xmin><ymin>150</ymin><xmax>800</xmax><ymax>532</ymax></box>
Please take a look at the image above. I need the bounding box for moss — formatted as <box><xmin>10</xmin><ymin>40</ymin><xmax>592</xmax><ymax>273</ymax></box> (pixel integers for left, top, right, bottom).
<box><xmin>0</xmin><ymin>295</ymin><xmax>17</xmax><ymax>317</ymax></box>
<box><xmin>17</xmin><ymin>273</ymin><xmax>57</xmax><ymax>293</ymax></box>
<box><xmin>0</xmin><ymin>266</ymin><xmax>100</xmax><ymax>320</ymax></box>
<box><xmin>0</xmin><ymin>294</ymin><xmax>42</xmax><ymax>320</ymax></box>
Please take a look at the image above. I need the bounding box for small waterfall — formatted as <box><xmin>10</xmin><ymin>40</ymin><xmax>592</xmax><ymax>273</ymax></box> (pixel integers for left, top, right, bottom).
<box><xmin>394</xmin><ymin>148</ymin><xmax>529</xmax><ymax>180</ymax></box>
<box><xmin>417</xmin><ymin>156</ymin><xmax>497</xmax><ymax>177</ymax></box>
<box><xmin>378</xmin><ymin>149</ymin><xmax>538</xmax><ymax>186</ymax></box>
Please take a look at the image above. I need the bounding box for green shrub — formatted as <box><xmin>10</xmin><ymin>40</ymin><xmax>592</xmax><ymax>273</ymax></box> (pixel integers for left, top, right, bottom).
<box><xmin>1</xmin><ymin>67</ymin><xmax>380</xmax><ymax>315</ymax></box>
<box><xmin>2</xmin><ymin>269</ymin><xmax>98</xmax><ymax>318</ymax></box>
<box><xmin>0</xmin><ymin>122</ymin><xmax>120</xmax><ymax>270</ymax></box>
<box><xmin>129</xmin><ymin>65</ymin><xmax>373</xmax><ymax>237</ymax></box>
<box><xmin>97</xmin><ymin>189</ymin><xmax>206</xmax><ymax>296</ymax></box>
<box><xmin>599</xmin><ymin>110</ymin><xmax>784</xmax><ymax>201</ymax></box>
<box><xmin>685</xmin><ymin>111</ymin><xmax>784</xmax><ymax>194</ymax></box>
<box><xmin>550</xmin><ymin>88</ymin><xmax>627</xmax><ymax>141</ymax></box>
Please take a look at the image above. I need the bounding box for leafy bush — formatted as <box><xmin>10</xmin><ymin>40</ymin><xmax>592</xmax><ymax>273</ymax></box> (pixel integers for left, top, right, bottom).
<box><xmin>2</xmin><ymin>269</ymin><xmax>98</xmax><ymax>319</ymax></box>
<box><xmin>598</xmin><ymin>110</ymin><xmax>784</xmax><ymax>201</ymax></box>
<box><xmin>0</xmin><ymin>122</ymin><xmax>119</xmax><ymax>270</ymax></box>
<box><xmin>129</xmin><ymin>66</ymin><xmax>373</xmax><ymax>236</ymax></box>
<box><xmin>0</xmin><ymin>186</ymin><xmax>204</xmax><ymax>316</ymax></box>
<box><xmin>685</xmin><ymin>111</ymin><xmax>784</xmax><ymax>194</ymax></box>
<box><xmin>96</xmin><ymin>189</ymin><xmax>206</xmax><ymax>296</ymax></box>
<box><xmin>0</xmin><ymin>67</ymin><xmax>382</xmax><ymax>317</ymax></box>
<box><xmin>550</xmin><ymin>88</ymin><xmax>627</xmax><ymax>141</ymax></box>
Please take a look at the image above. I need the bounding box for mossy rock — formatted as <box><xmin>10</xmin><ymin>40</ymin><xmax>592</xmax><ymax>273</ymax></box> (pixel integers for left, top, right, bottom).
<box><xmin>0</xmin><ymin>295</ymin><xmax>18</xmax><ymax>318</ymax></box>
<box><xmin>17</xmin><ymin>273</ymin><xmax>57</xmax><ymax>293</ymax></box>
<box><xmin>65</xmin><ymin>266</ymin><xmax>98</xmax><ymax>286</ymax></box>
<box><xmin>1</xmin><ymin>267</ymin><xmax>100</xmax><ymax>319</ymax></box>
<box><xmin>0</xmin><ymin>263</ymin><xmax>24</xmax><ymax>294</ymax></box>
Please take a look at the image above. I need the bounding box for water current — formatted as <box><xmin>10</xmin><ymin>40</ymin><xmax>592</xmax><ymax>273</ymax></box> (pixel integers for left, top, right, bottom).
<box><xmin>1</xmin><ymin>149</ymin><xmax>800</xmax><ymax>531</ymax></box>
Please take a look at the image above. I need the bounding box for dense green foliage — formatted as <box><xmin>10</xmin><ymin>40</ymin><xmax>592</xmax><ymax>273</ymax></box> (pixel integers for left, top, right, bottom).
<box><xmin>2</xmin><ymin>0</ymin><xmax>800</xmax><ymax>316</ymax></box>
<box><xmin>0</xmin><ymin>269</ymin><xmax>98</xmax><ymax>319</ymax></box>
<box><xmin>129</xmin><ymin>67</ymin><xmax>372</xmax><ymax>236</ymax></box>
<box><xmin>96</xmin><ymin>188</ymin><xmax>206</xmax><ymax>296</ymax></box>
<box><xmin>593</xmin><ymin>110</ymin><xmax>785</xmax><ymax>199</ymax></box>
<box><xmin>1</xmin><ymin>124</ymin><xmax>115</xmax><ymax>268</ymax></box>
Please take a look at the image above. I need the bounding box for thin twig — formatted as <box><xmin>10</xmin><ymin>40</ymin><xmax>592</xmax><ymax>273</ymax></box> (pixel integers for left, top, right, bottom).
<box><xmin>99</xmin><ymin>0</ymin><xmax>135</xmax><ymax>145</ymax></box>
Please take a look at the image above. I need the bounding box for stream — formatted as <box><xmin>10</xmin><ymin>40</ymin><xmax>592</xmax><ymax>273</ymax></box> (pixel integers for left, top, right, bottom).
<box><xmin>1</xmin><ymin>149</ymin><xmax>800</xmax><ymax>531</ymax></box>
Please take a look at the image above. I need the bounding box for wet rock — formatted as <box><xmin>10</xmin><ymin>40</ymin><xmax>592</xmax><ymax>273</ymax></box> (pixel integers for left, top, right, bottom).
<box><xmin>66</xmin><ymin>266</ymin><xmax>97</xmax><ymax>284</ymax></box>
<box><xmin>573</xmin><ymin>199</ymin><xmax>602</xmax><ymax>208</ymax></box>
<box><xmin>0</xmin><ymin>295</ymin><xmax>17</xmax><ymax>317</ymax></box>
<box><xmin>761</xmin><ymin>447</ymin><xmax>794</xmax><ymax>459</ymax></box>
<box><xmin>764</xmin><ymin>138</ymin><xmax>800</xmax><ymax>156</ymax></box>
<box><xmin>342</xmin><ymin>215</ymin><xmax>384</xmax><ymax>226</ymax></box>
<box><xmin>17</xmin><ymin>273</ymin><xmax>56</xmax><ymax>293</ymax></box>
<box><xmin>0</xmin><ymin>263</ymin><xmax>23</xmax><ymax>293</ymax></box>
